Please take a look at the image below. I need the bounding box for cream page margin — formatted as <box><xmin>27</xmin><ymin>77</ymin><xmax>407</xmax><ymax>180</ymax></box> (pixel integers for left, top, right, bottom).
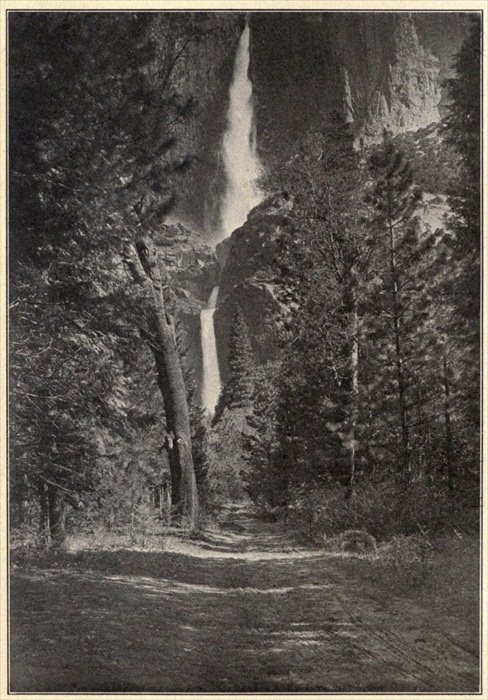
<box><xmin>0</xmin><ymin>1</ymin><xmax>486</xmax><ymax>699</ymax></box>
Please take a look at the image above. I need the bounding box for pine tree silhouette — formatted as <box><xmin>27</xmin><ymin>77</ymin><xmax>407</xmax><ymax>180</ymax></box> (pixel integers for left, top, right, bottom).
<box><xmin>213</xmin><ymin>305</ymin><xmax>254</xmax><ymax>424</ymax></box>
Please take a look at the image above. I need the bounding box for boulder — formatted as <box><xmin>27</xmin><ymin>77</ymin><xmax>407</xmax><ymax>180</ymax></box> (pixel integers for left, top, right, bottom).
<box><xmin>338</xmin><ymin>529</ymin><xmax>377</xmax><ymax>557</ymax></box>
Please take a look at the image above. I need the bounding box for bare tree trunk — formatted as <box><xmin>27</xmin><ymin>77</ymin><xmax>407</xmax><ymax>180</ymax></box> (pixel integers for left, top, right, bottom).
<box><xmin>163</xmin><ymin>482</ymin><xmax>172</xmax><ymax>519</ymax></box>
<box><xmin>125</xmin><ymin>239</ymin><xmax>199</xmax><ymax>531</ymax></box>
<box><xmin>388</xmin><ymin>220</ymin><xmax>409</xmax><ymax>474</ymax></box>
<box><xmin>13</xmin><ymin>474</ymin><xmax>28</xmax><ymax>526</ymax></box>
<box><xmin>348</xmin><ymin>290</ymin><xmax>359</xmax><ymax>495</ymax></box>
<box><xmin>442</xmin><ymin>348</ymin><xmax>454</xmax><ymax>494</ymax></box>
<box><xmin>47</xmin><ymin>483</ymin><xmax>65</xmax><ymax>547</ymax></box>
<box><xmin>38</xmin><ymin>482</ymin><xmax>50</xmax><ymax>546</ymax></box>
<box><xmin>266</xmin><ymin>446</ymin><xmax>276</xmax><ymax>509</ymax></box>
<box><xmin>130</xmin><ymin>481</ymin><xmax>136</xmax><ymax>543</ymax></box>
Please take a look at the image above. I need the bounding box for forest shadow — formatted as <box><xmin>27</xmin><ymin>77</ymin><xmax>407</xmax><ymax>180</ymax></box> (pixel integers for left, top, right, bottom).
<box><xmin>9</xmin><ymin>554</ymin><xmax>349</xmax><ymax>692</ymax></box>
<box><xmin>10</xmin><ymin>553</ymin><xmax>479</xmax><ymax>693</ymax></box>
<box><xmin>10</xmin><ymin>541</ymin><xmax>326</xmax><ymax>590</ymax></box>
<box><xmin>9</xmin><ymin>503</ymin><xmax>480</xmax><ymax>693</ymax></box>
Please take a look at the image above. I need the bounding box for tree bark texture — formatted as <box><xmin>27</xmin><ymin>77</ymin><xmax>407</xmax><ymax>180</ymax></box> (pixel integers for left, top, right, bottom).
<box><xmin>349</xmin><ymin>293</ymin><xmax>359</xmax><ymax>494</ymax></box>
<box><xmin>388</xmin><ymin>220</ymin><xmax>410</xmax><ymax>474</ymax></box>
<box><xmin>47</xmin><ymin>483</ymin><xmax>66</xmax><ymax>546</ymax></box>
<box><xmin>38</xmin><ymin>482</ymin><xmax>50</xmax><ymax>546</ymax></box>
<box><xmin>126</xmin><ymin>239</ymin><xmax>199</xmax><ymax>530</ymax></box>
<box><xmin>442</xmin><ymin>349</ymin><xmax>454</xmax><ymax>493</ymax></box>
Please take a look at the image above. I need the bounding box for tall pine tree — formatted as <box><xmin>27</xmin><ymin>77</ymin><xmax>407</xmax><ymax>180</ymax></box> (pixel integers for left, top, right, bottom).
<box><xmin>365</xmin><ymin>138</ymin><xmax>423</xmax><ymax>476</ymax></box>
<box><xmin>213</xmin><ymin>305</ymin><xmax>254</xmax><ymax>423</ymax></box>
<box><xmin>9</xmin><ymin>12</ymin><xmax>204</xmax><ymax>539</ymax></box>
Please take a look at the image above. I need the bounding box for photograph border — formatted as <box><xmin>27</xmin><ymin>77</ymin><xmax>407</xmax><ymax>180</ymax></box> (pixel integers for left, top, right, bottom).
<box><xmin>1</xmin><ymin>2</ymin><xmax>485</xmax><ymax>699</ymax></box>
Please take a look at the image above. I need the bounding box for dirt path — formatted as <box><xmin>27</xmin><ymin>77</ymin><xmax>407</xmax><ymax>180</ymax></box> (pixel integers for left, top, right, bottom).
<box><xmin>10</xmin><ymin>503</ymin><xmax>479</xmax><ymax>692</ymax></box>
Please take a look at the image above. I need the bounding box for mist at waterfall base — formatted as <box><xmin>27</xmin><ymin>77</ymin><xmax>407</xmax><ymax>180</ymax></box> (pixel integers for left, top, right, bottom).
<box><xmin>200</xmin><ymin>23</ymin><xmax>263</xmax><ymax>416</ymax></box>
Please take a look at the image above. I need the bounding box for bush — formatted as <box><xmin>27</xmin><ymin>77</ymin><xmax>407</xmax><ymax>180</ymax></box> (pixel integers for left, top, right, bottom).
<box><xmin>286</xmin><ymin>476</ymin><xmax>468</xmax><ymax>544</ymax></box>
<box><xmin>338</xmin><ymin>529</ymin><xmax>377</xmax><ymax>556</ymax></box>
<box><xmin>379</xmin><ymin>533</ymin><xmax>434</xmax><ymax>587</ymax></box>
<box><xmin>66</xmin><ymin>488</ymin><xmax>170</xmax><ymax>551</ymax></box>
<box><xmin>345</xmin><ymin>533</ymin><xmax>478</xmax><ymax>602</ymax></box>
<box><xmin>383</xmin><ymin>533</ymin><xmax>433</xmax><ymax>565</ymax></box>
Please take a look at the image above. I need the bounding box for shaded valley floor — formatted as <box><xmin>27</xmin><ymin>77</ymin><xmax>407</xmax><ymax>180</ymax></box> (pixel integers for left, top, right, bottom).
<box><xmin>9</xmin><ymin>504</ymin><xmax>479</xmax><ymax>692</ymax></box>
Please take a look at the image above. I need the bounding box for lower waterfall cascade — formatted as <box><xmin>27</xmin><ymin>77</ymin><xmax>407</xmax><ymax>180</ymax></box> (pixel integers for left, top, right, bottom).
<box><xmin>200</xmin><ymin>286</ymin><xmax>222</xmax><ymax>416</ymax></box>
<box><xmin>200</xmin><ymin>20</ymin><xmax>262</xmax><ymax>414</ymax></box>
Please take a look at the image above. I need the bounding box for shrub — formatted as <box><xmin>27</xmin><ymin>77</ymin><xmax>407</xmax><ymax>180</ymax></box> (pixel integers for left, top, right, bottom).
<box><xmin>286</xmin><ymin>476</ymin><xmax>467</xmax><ymax>544</ymax></box>
<box><xmin>338</xmin><ymin>529</ymin><xmax>377</xmax><ymax>556</ymax></box>
<box><xmin>383</xmin><ymin>533</ymin><xmax>433</xmax><ymax>564</ymax></box>
<box><xmin>66</xmin><ymin>487</ymin><xmax>169</xmax><ymax>551</ymax></box>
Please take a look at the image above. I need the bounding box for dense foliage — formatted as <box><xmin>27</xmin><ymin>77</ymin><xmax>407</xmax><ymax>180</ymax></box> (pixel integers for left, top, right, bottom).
<box><xmin>234</xmin><ymin>20</ymin><xmax>480</xmax><ymax>537</ymax></box>
<box><xmin>9</xmin><ymin>12</ymin><xmax>208</xmax><ymax>543</ymax></box>
<box><xmin>9</xmin><ymin>13</ymin><xmax>480</xmax><ymax>547</ymax></box>
<box><xmin>213</xmin><ymin>306</ymin><xmax>254</xmax><ymax>423</ymax></box>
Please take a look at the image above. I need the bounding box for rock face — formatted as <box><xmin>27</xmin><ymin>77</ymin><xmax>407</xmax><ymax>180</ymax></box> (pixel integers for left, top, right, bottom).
<box><xmin>214</xmin><ymin>194</ymin><xmax>293</xmax><ymax>383</ymax></box>
<box><xmin>154</xmin><ymin>223</ymin><xmax>219</xmax><ymax>397</ymax></box>
<box><xmin>152</xmin><ymin>12</ymin><xmax>469</xmax><ymax>397</ymax></box>
<box><xmin>155</xmin><ymin>13</ymin><xmax>243</xmax><ymax>233</ymax></box>
<box><xmin>154</xmin><ymin>11</ymin><xmax>469</xmax><ymax>236</ymax></box>
<box><xmin>333</xmin><ymin>14</ymin><xmax>441</xmax><ymax>144</ymax></box>
<box><xmin>251</xmin><ymin>12</ymin><xmax>470</xmax><ymax>156</ymax></box>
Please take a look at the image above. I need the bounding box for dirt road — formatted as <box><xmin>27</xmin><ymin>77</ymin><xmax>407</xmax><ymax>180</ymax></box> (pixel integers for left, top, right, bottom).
<box><xmin>10</xmin><ymin>503</ymin><xmax>479</xmax><ymax>692</ymax></box>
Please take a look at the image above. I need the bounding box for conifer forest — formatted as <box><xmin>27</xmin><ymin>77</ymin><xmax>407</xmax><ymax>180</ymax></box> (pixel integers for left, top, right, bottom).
<box><xmin>7</xmin><ymin>9</ymin><xmax>482</xmax><ymax>694</ymax></box>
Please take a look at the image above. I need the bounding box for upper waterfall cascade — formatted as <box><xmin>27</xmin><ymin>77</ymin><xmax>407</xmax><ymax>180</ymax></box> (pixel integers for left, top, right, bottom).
<box><xmin>217</xmin><ymin>22</ymin><xmax>263</xmax><ymax>242</ymax></box>
<box><xmin>201</xmin><ymin>23</ymin><xmax>262</xmax><ymax>414</ymax></box>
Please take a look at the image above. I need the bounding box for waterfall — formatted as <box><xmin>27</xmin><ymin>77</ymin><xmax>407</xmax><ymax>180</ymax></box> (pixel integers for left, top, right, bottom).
<box><xmin>200</xmin><ymin>287</ymin><xmax>222</xmax><ymax>416</ymax></box>
<box><xmin>200</xmin><ymin>22</ymin><xmax>261</xmax><ymax>414</ymax></box>
<box><xmin>217</xmin><ymin>21</ymin><xmax>263</xmax><ymax>242</ymax></box>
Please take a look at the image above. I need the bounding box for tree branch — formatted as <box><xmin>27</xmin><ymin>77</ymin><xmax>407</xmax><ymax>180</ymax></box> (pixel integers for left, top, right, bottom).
<box><xmin>123</xmin><ymin>243</ymin><xmax>150</xmax><ymax>287</ymax></box>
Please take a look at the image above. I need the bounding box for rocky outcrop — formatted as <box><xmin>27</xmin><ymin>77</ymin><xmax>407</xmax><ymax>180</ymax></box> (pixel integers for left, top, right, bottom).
<box><xmin>417</xmin><ymin>192</ymin><xmax>449</xmax><ymax>234</ymax></box>
<box><xmin>152</xmin><ymin>12</ymin><xmax>468</xmax><ymax>234</ymax></box>
<box><xmin>154</xmin><ymin>223</ymin><xmax>219</xmax><ymax>396</ymax></box>
<box><xmin>332</xmin><ymin>14</ymin><xmax>441</xmax><ymax>144</ymax></box>
<box><xmin>212</xmin><ymin>186</ymin><xmax>449</xmax><ymax>388</ymax></box>
<box><xmin>151</xmin><ymin>12</ymin><xmax>467</xmax><ymax>396</ymax></box>
<box><xmin>214</xmin><ymin>194</ymin><xmax>293</xmax><ymax>383</ymax></box>
<box><xmin>159</xmin><ymin>14</ymin><xmax>242</xmax><ymax>233</ymax></box>
<box><xmin>251</xmin><ymin>12</ymin><xmax>469</xmax><ymax>157</ymax></box>
<box><xmin>155</xmin><ymin>223</ymin><xmax>219</xmax><ymax>302</ymax></box>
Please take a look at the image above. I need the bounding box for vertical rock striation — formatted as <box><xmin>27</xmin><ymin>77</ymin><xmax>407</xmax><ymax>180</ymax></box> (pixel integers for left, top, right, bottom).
<box><xmin>330</xmin><ymin>14</ymin><xmax>441</xmax><ymax>144</ymax></box>
<box><xmin>149</xmin><ymin>12</ymin><xmax>471</xmax><ymax>398</ymax></box>
<box><xmin>252</xmin><ymin>12</ymin><xmax>470</xmax><ymax>156</ymax></box>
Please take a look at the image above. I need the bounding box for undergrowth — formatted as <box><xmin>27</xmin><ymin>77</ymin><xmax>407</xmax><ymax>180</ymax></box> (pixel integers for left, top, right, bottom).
<box><xmin>286</xmin><ymin>477</ymin><xmax>478</xmax><ymax>544</ymax></box>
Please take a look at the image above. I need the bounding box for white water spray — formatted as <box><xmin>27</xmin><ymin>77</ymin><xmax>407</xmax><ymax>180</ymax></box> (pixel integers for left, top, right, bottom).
<box><xmin>200</xmin><ymin>287</ymin><xmax>222</xmax><ymax>415</ymax></box>
<box><xmin>217</xmin><ymin>21</ymin><xmax>263</xmax><ymax>241</ymax></box>
<box><xmin>200</xmin><ymin>22</ymin><xmax>262</xmax><ymax>414</ymax></box>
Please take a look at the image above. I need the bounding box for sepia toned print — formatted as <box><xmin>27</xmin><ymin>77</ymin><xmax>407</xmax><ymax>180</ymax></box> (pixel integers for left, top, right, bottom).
<box><xmin>6</xmin><ymin>7</ymin><xmax>481</xmax><ymax>694</ymax></box>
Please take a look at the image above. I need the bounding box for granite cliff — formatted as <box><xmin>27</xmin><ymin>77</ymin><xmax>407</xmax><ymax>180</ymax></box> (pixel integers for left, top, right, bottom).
<box><xmin>152</xmin><ymin>11</ymin><xmax>470</xmax><ymax>397</ymax></box>
<box><xmin>252</xmin><ymin>12</ymin><xmax>470</xmax><ymax>158</ymax></box>
<box><xmin>214</xmin><ymin>194</ymin><xmax>293</xmax><ymax>383</ymax></box>
<box><xmin>158</xmin><ymin>11</ymin><xmax>468</xmax><ymax>229</ymax></box>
